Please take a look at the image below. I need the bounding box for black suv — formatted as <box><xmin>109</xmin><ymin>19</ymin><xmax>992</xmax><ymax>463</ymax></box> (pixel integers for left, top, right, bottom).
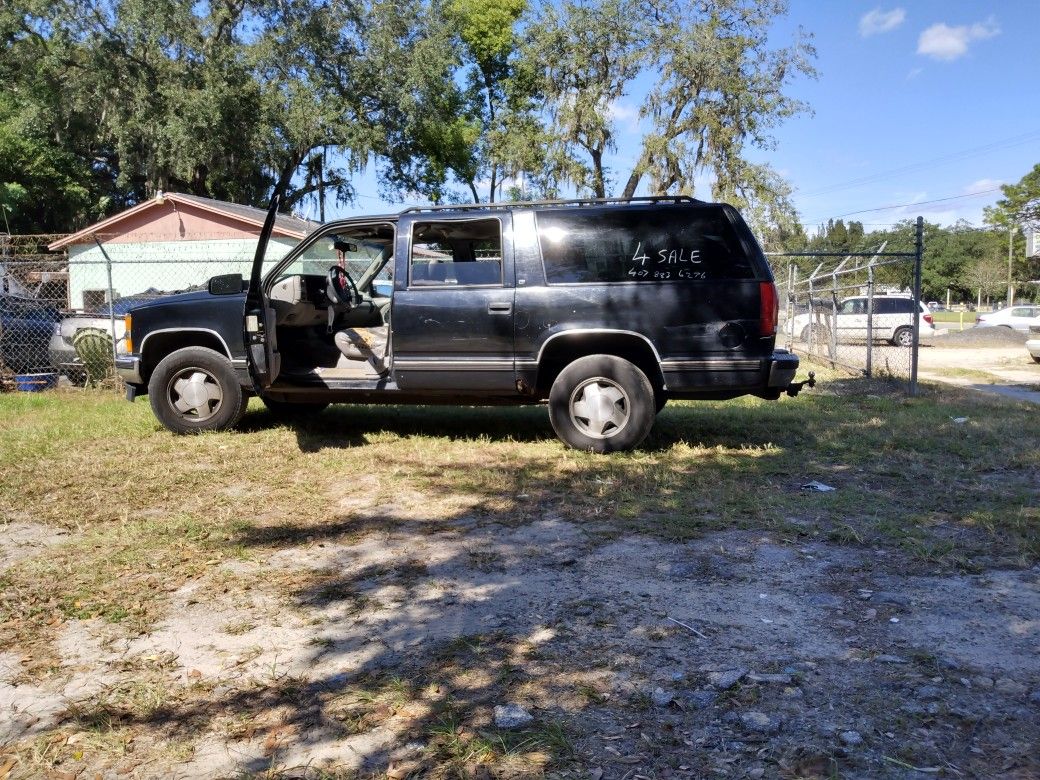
<box><xmin>117</xmin><ymin>196</ymin><xmax>810</xmax><ymax>452</ymax></box>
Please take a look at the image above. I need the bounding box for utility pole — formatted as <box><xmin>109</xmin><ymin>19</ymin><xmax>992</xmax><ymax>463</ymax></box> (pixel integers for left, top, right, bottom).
<box><xmin>1007</xmin><ymin>226</ymin><xmax>1014</xmax><ymax>305</ymax></box>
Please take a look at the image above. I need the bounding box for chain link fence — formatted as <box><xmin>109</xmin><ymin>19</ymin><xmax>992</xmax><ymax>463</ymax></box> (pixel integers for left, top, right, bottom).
<box><xmin>1</xmin><ymin>231</ymin><xmax>381</xmax><ymax>387</ymax></box>
<box><xmin>771</xmin><ymin>217</ymin><xmax>925</xmax><ymax>394</ymax></box>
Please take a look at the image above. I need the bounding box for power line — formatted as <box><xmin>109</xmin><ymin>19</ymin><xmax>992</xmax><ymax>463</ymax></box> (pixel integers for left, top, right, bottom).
<box><xmin>796</xmin><ymin>129</ymin><xmax>1040</xmax><ymax>198</ymax></box>
<box><xmin>803</xmin><ymin>187</ymin><xmax>1001</xmax><ymax>223</ymax></box>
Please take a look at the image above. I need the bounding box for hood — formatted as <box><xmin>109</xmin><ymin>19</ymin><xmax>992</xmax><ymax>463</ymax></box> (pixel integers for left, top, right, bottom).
<box><xmin>127</xmin><ymin>288</ymin><xmax>244</xmax><ymax>313</ymax></box>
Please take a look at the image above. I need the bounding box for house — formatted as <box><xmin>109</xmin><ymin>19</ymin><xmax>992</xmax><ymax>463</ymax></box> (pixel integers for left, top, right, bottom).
<box><xmin>47</xmin><ymin>193</ymin><xmax>317</xmax><ymax>309</ymax></box>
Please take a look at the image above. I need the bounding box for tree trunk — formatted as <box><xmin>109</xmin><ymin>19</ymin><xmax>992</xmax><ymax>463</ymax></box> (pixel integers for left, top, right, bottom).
<box><xmin>621</xmin><ymin>151</ymin><xmax>648</xmax><ymax>199</ymax></box>
<box><xmin>590</xmin><ymin>148</ymin><xmax>606</xmax><ymax>198</ymax></box>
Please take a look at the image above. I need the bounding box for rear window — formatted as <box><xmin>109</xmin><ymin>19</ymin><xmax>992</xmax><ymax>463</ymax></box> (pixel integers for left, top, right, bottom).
<box><xmin>536</xmin><ymin>207</ymin><xmax>755</xmax><ymax>284</ymax></box>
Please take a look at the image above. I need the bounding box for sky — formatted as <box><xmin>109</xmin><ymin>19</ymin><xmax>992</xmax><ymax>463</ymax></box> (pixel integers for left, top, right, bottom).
<box><xmin>323</xmin><ymin>1</ymin><xmax>1040</xmax><ymax>232</ymax></box>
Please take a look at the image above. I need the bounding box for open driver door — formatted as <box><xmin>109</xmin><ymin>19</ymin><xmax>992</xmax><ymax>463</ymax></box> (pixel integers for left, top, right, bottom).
<box><xmin>244</xmin><ymin>193</ymin><xmax>283</xmax><ymax>390</ymax></box>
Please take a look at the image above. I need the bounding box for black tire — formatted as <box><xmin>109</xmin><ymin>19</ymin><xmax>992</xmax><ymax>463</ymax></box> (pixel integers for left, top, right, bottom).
<box><xmin>892</xmin><ymin>326</ymin><xmax>913</xmax><ymax>347</ymax></box>
<box><xmin>148</xmin><ymin>346</ymin><xmax>245</xmax><ymax>434</ymax></box>
<box><xmin>1032</xmin><ymin>355</ymin><xmax>1040</xmax><ymax>365</ymax></box>
<box><xmin>261</xmin><ymin>396</ymin><xmax>330</xmax><ymax>418</ymax></box>
<box><xmin>548</xmin><ymin>355</ymin><xmax>655</xmax><ymax>453</ymax></box>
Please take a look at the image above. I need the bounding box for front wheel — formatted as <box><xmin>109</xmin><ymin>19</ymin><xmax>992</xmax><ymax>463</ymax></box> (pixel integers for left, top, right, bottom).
<box><xmin>548</xmin><ymin>355</ymin><xmax>656</xmax><ymax>453</ymax></box>
<box><xmin>148</xmin><ymin>346</ymin><xmax>245</xmax><ymax>434</ymax></box>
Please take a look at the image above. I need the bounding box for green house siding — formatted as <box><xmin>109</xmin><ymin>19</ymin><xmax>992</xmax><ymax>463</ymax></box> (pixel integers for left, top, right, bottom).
<box><xmin>67</xmin><ymin>238</ymin><xmax>298</xmax><ymax>309</ymax></box>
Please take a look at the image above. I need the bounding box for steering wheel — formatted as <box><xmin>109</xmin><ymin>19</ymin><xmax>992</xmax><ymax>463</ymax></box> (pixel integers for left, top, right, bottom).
<box><xmin>327</xmin><ymin>265</ymin><xmax>359</xmax><ymax>307</ymax></box>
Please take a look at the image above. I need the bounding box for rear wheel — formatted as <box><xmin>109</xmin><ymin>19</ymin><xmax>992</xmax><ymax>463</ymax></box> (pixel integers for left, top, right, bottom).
<box><xmin>548</xmin><ymin>355</ymin><xmax>655</xmax><ymax>453</ymax></box>
<box><xmin>148</xmin><ymin>346</ymin><xmax>245</xmax><ymax>434</ymax></box>
<box><xmin>892</xmin><ymin>326</ymin><xmax>913</xmax><ymax>347</ymax></box>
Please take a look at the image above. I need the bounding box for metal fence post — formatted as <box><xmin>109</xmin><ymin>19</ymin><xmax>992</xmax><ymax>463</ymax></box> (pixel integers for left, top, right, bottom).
<box><xmin>829</xmin><ymin>272</ymin><xmax>838</xmax><ymax>360</ymax></box>
<box><xmin>785</xmin><ymin>262</ymin><xmax>795</xmax><ymax>350</ymax></box>
<box><xmin>909</xmin><ymin>216</ymin><xmax>924</xmax><ymax>397</ymax></box>
<box><xmin>92</xmin><ymin>235</ymin><xmax>120</xmax><ymax>369</ymax></box>
<box><xmin>866</xmin><ymin>262</ymin><xmax>874</xmax><ymax>378</ymax></box>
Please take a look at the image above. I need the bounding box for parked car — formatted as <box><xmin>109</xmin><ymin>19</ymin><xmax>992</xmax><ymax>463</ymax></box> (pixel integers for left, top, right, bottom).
<box><xmin>0</xmin><ymin>293</ymin><xmax>60</xmax><ymax>373</ymax></box>
<box><xmin>975</xmin><ymin>305</ymin><xmax>1040</xmax><ymax>332</ymax></box>
<box><xmin>1026</xmin><ymin>325</ymin><xmax>1040</xmax><ymax>364</ymax></box>
<box><xmin>49</xmin><ymin>295</ymin><xmax>161</xmax><ymax>381</ymax></box>
<box><xmin>789</xmin><ymin>294</ymin><xmax>935</xmax><ymax>347</ymax></box>
<box><xmin>117</xmin><ymin>195</ymin><xmax>814</xmax><ymax>452</ymax></box>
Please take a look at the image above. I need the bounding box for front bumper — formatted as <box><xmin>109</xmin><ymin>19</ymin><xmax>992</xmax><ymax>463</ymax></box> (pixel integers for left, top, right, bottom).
<box><xmin>115</xmin><ymin>355</ymin><xmax>143</xmax><ymax>385</ymax></box>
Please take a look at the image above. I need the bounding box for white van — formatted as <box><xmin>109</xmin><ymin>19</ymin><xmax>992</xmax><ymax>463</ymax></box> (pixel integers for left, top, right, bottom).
<box><xmin>791</xmin><ymin>295</ymin><xmax>934</xmax><ymax>347</ymax></box>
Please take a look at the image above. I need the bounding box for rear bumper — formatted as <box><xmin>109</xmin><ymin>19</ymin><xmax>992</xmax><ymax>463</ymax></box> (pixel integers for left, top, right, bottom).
<box><xmin>767</xmin><ymin>349</ymin><xmax>799</xmax><ymax>387</ymax></box>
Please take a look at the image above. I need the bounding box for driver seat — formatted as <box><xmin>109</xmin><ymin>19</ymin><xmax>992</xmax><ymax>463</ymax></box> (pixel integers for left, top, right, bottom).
<box><xmin>334</xmin><ymin>325</ymin><xmax>389</xmax><ymax>373</ymax></box>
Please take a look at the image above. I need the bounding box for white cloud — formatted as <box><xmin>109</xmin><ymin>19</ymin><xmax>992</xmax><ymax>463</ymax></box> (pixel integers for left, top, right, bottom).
<box><xmin>917</xmin><ymin>17</ymin><xmax>999</xmax><ymax>61</ymax></box>
<box><xmin>606</xmin><ymin>100</ymin><xmax>641</xmax><ymax>133</ymax></box>
<box><xmin>906</xmin><ymin>67</ymin><xmax>923</xmax><ymax>80</ymax></box>
<box><xmin>963</xmin><ymin>178</ymin><xmax>1003</xmax><ymax>194</ymax></box>
<box><xmin>859</xmin><ymin>8</ymin><xmax>906</xmax><ymax>37</ymax></box>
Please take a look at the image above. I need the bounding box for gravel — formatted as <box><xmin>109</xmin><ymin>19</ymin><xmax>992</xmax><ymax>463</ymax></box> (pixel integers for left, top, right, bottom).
<box><xmin>933</xmin><ymin>326</ymin><xmax>1028</xmax><ymax>348</ymax></box>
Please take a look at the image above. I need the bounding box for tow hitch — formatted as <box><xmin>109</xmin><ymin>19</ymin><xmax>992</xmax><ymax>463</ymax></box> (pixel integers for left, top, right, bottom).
<box><xmin>786</xmin><ymin>371</ymin><xmax>816</xmax><ymax>397</ymax></box>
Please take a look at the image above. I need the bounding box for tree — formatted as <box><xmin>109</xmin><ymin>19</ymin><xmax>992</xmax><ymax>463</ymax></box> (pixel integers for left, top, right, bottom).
<box><xmin>963</xmin><ymin>255</ymin><xmax>1008</xmax><ymax>306</ymax></box>
<box><xmin>0</xmin><ymin>0</ymin><xmax>471</xmax><ymax>228</ymax></box>
<box><xmin>985</xmin><ymin>162</ymin><xmax>1040</xmax><ymax>228</ymax></box>
<box><xmin>524</xmin><ymin>0</ymin><xmax>815</xmax><ymax>235</ymax></box>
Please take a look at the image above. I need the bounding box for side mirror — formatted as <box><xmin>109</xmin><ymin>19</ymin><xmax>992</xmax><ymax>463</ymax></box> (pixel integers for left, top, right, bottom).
<box><xmin>208</xmin><ymin>273</ymin><xmax>244</xmax><ymax>295</ymax></box>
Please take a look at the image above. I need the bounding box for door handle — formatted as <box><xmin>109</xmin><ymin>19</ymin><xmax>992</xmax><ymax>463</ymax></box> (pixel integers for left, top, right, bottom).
<box><xmin>488</xmin><ymin>302</ymin><xmax>512</xmax><ymax>314</ymax></box>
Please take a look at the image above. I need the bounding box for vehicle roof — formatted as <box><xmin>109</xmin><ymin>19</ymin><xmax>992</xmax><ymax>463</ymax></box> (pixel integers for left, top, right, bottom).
<box><xmin>399</xmin><ymin>195</ymin><xmax>706</xmax><ymax>216</ymax></box>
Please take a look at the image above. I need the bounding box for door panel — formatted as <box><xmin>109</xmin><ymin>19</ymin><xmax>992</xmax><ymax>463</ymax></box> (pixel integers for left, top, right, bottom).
<box><xmin>391</xmin><ymin>214</ymin><xmax>516</xmax><ymax>391</ymax></box>
<box><xmin>244</xmin><ymin>194</ymin><xmax>283</xmax><ymax>388</ymax></box>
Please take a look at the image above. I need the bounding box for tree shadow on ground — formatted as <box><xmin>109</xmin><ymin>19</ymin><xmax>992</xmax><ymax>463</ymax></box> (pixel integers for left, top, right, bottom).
<box><xmin>237</xmin><ymin>398</ymin><xmax>818</xmax><ymax>454</ymax></box>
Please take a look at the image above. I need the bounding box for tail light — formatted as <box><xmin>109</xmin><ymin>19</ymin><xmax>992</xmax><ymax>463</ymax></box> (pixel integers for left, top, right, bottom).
<box><xmin>759</xmin><ymin>281</ymin><xmax>778</xmax><ymax>336</ymax></box>
<box><xmin>924</xmin><ymin>313</ymin><xmax>933</xmax><ymax>325</ymax></box>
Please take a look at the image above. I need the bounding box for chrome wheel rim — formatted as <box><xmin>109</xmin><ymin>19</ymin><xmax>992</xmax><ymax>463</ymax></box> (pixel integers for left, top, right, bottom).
<box><xmin>569</xmin><ymin>377</ymin><xmax>630</xmax><ymax>439</ymax></box>
<box><xmin>167</xmin><ymin>367</ymin><xmax>223</xmax><ymax>422</ymax></box>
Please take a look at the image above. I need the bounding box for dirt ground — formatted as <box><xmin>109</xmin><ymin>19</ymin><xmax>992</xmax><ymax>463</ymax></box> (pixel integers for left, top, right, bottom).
<box><xmin>2</xmin><ymin>510</ymin><xmax>1038</xmax><ymax>779</ymax></box>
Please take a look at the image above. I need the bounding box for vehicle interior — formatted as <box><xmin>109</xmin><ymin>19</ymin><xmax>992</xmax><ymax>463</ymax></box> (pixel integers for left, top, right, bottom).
<box><xmin>265</xmin><ymin>222</ymin><xmax>395</xmax><ymax>381</ymax></box>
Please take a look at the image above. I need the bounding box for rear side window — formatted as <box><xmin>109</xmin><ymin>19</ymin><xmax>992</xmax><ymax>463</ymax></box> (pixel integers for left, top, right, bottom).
<box><xmin>536</xmin><ymin>207</ymin><xmax>755</xmax><ymax>284</ymax></box>
<box><xmin>876</xmin><ymin>298</ymin><xmax>914</xmax><ymax>314</ymax></box>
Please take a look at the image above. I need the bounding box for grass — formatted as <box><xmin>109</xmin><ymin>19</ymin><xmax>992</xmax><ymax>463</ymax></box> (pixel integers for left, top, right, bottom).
<box><xmin>1</xmin><ymin>378</ymin><xmax>1038</xmax><ymax>652</ymax></box>
<box><xmin>931</xmin><ymin>311</ymin><xmax>979</xmax><ymax>325</ymax></box>
<box><xmin>0</xmin><ymin>375</ymin><xmax>1038</xmax><ymax>774</ymax></box>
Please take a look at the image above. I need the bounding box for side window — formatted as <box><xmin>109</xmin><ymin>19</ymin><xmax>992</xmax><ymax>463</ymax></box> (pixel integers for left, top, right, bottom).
<box><xmin>876</xmin><ymin>298</ymin><xmax>911</xmax><ymax>314</ymax></box>
<box><xmin>280</xmin><ymin>229</ymin><xmax>378</xmax><ymax>280</ymax></box>
<box><xmin>536</xmin><ymin>207</ymin><xmax>755</xmax><ymax>284</ymax></box>
<box><xmin>409</xmin><ymin>219</ymin><xmax>503</xmax><ymax>287</ymax></box>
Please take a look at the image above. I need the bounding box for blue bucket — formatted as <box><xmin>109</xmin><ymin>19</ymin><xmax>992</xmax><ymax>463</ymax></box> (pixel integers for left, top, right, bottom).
<box><xmin>14</xmin><ymin>372</ymin><xmax>58</xmax><ymax>392</ymax></box>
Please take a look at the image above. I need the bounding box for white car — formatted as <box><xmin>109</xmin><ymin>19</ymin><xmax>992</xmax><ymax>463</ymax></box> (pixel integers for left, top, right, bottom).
<box><xmin>1026</xmin><ymin>325</ymin><xmax>1040</xmax><ymax>364</ymax></box>
<box><xmin>790</xmin><ymin>295</ymin><xmax>935</xmax><ymax>347</ymax></box>
<box><xmin>975</xmin><ymin>305</ymin><xmax>1040</xmax><ymax>333</ymax></box>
